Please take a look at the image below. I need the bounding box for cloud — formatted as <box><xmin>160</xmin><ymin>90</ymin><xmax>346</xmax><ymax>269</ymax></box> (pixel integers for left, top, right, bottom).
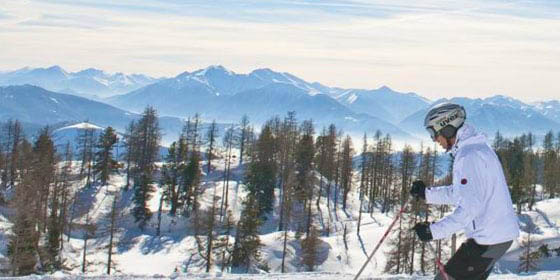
<box><xmin>18</xmin><ymin>13</ymin><xmax>120</xmax><ymax>29</ymax></box>
<box><xmin>1</xmin><ymin>0</ymin><xmax>559</xmax><ymax>101</ymax></box>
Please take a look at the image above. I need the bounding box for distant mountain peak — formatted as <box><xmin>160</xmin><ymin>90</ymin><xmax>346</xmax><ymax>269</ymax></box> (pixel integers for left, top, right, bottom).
<box><xmin>251</xmin><ymin>68</ymin><xmax>276</xmax><ymax>74</ymax></box>
<box><xmin>76</xmin><ymin>68</ymin><xmax>105</xmax><ymax>76</ymax></box>
<box><xmin>377</xmin><ymin>85</ymin><xmax>393</xmax><ymax>91</ymax></box>
<box><xmin>43</xmin><ymin>65</ymin><xmax>69</xmax><ymax>76</ymax></box>
<box><xmin>46</xmin><ymin>65</ymin><xmax>64</xmax><ymax>71</ymax></box>
<box><xmin>193</xmin><ymin>65</ymin><xmax>234</xmax><ymax>76</ymax></box>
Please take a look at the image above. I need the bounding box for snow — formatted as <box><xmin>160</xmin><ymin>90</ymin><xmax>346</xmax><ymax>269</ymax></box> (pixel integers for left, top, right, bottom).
<box><xmin>56</xmin><ymin>122</ymin><xmax>104</xmax><ymax>131</ymax></box>
<box><xmin>347</xmin><ymin>93</ymin><xmax>358</xmax><ymax>104</ymax></box>
<box><xmin>5</xmin><ymin>271</ymin><xmax>560</xmax><ymax>279</ymax></box>
<box><xmin>1</xmin><ymin>150</ymin><xmax>560</xmax><ymax>279</ymax></box>
<box><xmin>50</xmin><ymin>97</ymin><xmax>59</xmax><ymax>104</ymax></box>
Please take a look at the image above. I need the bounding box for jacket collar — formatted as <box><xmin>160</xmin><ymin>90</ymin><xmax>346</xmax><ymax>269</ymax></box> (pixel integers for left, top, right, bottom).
<box><xmin>450</xmin><ymin>123</ymin><xmax>486</xmax><ymax>157</ymax></box>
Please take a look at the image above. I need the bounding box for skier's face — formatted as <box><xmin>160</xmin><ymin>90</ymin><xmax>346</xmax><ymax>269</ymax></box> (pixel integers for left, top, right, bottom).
<box><xmin>435</xmin><ymin>135</ymin><xmax>449</xmax><ymax>150</ymax></box>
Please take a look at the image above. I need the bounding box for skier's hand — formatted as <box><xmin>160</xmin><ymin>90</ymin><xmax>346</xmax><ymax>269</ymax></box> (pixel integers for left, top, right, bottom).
<box><xmin>413</xmin><ymin>222</ymin><xmax>433</xmax><ymax>242</ymax></box>
<box><xmin>410</xmin><ymin>180</ymin><xmax>426</xmax><ymax>200</ymax></box>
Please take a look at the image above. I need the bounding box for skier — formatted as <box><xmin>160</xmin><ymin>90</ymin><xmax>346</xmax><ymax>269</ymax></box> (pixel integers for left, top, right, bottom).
<box><xmin>410</xmin><ymin>103</ymin><xmax>520</xmax><ymax>280</ymax></box>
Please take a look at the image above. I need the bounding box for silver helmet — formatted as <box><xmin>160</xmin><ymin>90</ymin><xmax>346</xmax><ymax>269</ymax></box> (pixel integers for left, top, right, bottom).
<box><xmin>424</xmin><ymin>103</ymin><xmax>466</xmax><ymax>140</ymax></box>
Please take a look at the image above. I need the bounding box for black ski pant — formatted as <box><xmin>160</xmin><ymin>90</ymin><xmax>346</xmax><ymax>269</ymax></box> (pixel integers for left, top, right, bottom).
<box><xmin>435</xmin><ymin>238</ymin><xmax>512</xmax><ymax>280</ymax></box>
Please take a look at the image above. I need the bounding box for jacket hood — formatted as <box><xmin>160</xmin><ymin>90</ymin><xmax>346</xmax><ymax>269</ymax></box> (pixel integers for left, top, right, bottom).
<box><xmin>451</xmin><ymin>123</ymin><xmax>487</xmax><ymax>157</ymax></box>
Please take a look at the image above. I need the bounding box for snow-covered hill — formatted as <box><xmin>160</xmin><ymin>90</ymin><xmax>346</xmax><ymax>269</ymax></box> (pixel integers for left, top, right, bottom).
<box><xmin>1</xmin><ymin>153</ymin><xmax>558</xmax><ymax>279</ymax></box>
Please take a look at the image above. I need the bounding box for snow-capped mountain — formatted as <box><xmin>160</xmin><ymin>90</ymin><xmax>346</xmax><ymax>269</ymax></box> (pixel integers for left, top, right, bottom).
<box><xmin>109</xmin><ymin>68</ymin><xmax>413</xmax><ymax>139</ymax></box>
<box><xmin>399</xmin><ymin>95</ymin><xmax>560</xmax><ymax>138</ymax></box>
<box><xmin>220</xmin><ymin>83</ymin><xmax>411</xmax><ymax>138</ymax></box>
<box><xmin>4</xmin><ymin>65</ymin><xmax>560</xmax><ymax>141</ymax></box>
<box><xmin>533</xmin><ymin>100</ymin><xmax>560</xmax><ymax>125</ymax></box>
<box><xmin>335</xmin><ymin>85</ymin><xmax>430</xmax><ymax>123</ymax></box>
<box><xmin>0</xmin><ymin>66</ymin><xmax>160</xmax><ymax>98</ymax></box>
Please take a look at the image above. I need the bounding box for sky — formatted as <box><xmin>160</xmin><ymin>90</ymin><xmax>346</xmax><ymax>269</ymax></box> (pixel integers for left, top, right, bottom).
<box><xmin>0</xmin><ymin>0</ymin><xmax>559</xmax><ymax>102</ymax></box>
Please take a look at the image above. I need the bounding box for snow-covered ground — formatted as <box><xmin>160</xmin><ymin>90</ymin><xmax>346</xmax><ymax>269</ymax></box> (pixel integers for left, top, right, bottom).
<box><xmin>6</xmin><ymin>271</ymin><xmax>560</xmax><ymax>279</ymax></box>
<box><xmin>1</xmin><ymin>153</ymin><xmax>559</xmax><ymax>279</ymax></box>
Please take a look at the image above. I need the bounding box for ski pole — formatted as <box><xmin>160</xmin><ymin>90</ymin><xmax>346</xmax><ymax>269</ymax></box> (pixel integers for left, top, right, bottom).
<box><xmin>424</xmin><ymin>240</ymin><xmax>449</xmax><ymax>280</ymax></box>
<box><xmin>353</xmin><ymin>196</ymin><xmax>412</xmax><ymax>280</ymax></box>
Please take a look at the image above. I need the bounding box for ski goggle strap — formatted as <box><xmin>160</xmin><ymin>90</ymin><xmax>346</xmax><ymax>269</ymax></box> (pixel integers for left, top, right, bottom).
<box><xmin>426</xmin><ymin>126</ymin><xmax>437</xmax><ymax>141</ymax></box>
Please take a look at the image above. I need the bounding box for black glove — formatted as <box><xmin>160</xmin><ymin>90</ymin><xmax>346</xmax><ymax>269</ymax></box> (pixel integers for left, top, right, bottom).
<box><xmin>410</xmin><ymin>180</ymin><xmax>426</xmax><ymax>200</ymax></box>
<box><xmin>413</xmin><ymin>222</ymin><xmax>433</xmax><ymax>242</ymax></box>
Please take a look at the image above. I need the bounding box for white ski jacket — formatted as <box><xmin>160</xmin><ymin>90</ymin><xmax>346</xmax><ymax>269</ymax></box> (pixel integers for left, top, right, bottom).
<box><xmin>426</xmin><ymin>123</ymin><xmax>520</xmax><ymax>245</ymax></box>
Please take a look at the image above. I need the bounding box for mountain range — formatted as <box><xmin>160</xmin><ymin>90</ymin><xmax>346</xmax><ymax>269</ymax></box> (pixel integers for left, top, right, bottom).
<box><xmin>0</xmin><ymin>85</ymin><xmax>185</xmax><ymax>144</ymax></box>
<box><xmin>0</xmin><ymin>66</ymin><xmax>160</xmax><ymax>99</ymax></box>
<box><xmin>2</xmin><ymin>65</ymin><xmax>560</xmax><ymax>143</ymax></box>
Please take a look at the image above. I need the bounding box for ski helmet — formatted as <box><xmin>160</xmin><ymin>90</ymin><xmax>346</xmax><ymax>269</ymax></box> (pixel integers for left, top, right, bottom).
<box><xmin>424</xmin><ymin>103</ymin><xmax>466</xmax><ymax>141</ymax></box>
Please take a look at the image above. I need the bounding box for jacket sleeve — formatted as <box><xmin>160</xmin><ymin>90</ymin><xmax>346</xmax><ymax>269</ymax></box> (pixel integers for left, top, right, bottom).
<box><xmin>425</xmin><ymin>184</ymin><xmax>458</xmax><ymax>205</ymax></box>
<box><xmin>424</xmin><ymin>158</ymin><xmax>465</xmax><ymax>205</ymax></box>
<box><xmin>429</xmin><ymin>155</ymin><xmax>483</xmax><ymax>240</ymax></box>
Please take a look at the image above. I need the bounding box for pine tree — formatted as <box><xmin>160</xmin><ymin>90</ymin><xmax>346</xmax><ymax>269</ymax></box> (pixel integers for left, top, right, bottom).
<box><xmin>182</xmin><ymin>115</ymin><xmax>202</xmax><ymax>217</ymax></box>
<box><xmin>1</xmin><ymin>120</ymin><xmax>24</xmax><ymax>188</ymax></box>
<box><xmin>183</xmin><ymin>146</ymin><xmax>201</xmax><ymax>217</ymax></box>
<box><xmin>7</xmin><ymin>212</ymin><xmax>39</xmax><ymax>276</ymax></box>
<box><xmin>206</xmin><ymin>120</ymin><xmax>219</xmax><ymax>175</ymax></box>
<box><xmin>193</xmin><ymin>191</ymin><xmax>220</xmax><ymax>272</ymax></box>
<box><xmin>278</xmin><ymin>112</ymin><xmax>299</xmax><ymax>232</ymax></box>
<box><xmin>131</xmin><ymin>107</ymin><xmax>161</xmax><ymax>230</ymax></box>
<box><xmin>238</xmin><ymin>114</ymin><xmax>251</xmax><ymax>167</ymax></box>
<box><xmin>220</xmin><ymin>125</ymin><xmax>235</xmax><ymax>218</ymax></box>
<box><xmin>357</xmin><ymin>133</ymin><xmax>369</xmax><ymax>235</ymax></box>
<box><xmin>94</xmin><ymin>126</ymin><xmax>119</xmax><ymax>185</ymax></box>
<box><xmin>384</xmin><ymin>210</ymin><xmax>414</xmax><ymax>274</ymax></box>
<box><xmin>300</xmin><ymin>225</ymin><xmax>320</xmax><ymax>271</ymax></box>
<box><xmin>294</xmin><ymin>120</ymin><xmax>315</xmax><ymax>235</ymax></box>
<box><xmin>542</xmin><ymin>131</ymin><xmax>558</xmax><ymax>198</ymax></box>
<box><xmin>100</xmin><ymin>190</ymin><xmax>124</xmax><ymax>275</ymax></box>
<box><xmin>81</xmin><ymin>213</ymin><xmax>96</xmax><ymax>273</ymax></box>
<box><xmin>7</xmin><ymin>144</ymin><xmax>40</xmax><ymax>276</ymax></box>
<box><xmin>231</xmin><ymin>194</ymin><xmax>264</xmax><ymax>273</ymax></box>
<box><xmin>518</xmin><ymin>223</ymin><xmax>540</xmax><ymax>273</ymax></box>
<box><xmin>33</xmin><ymin>127</ymin><xmax>58</xmax><ymax>234</ymax></box>
<box><xmin>106</xmin><ymin>192</ymin><xmax>120</xmax><ymax>275</ymax></box>
<box><xmin>161</xmin><ymin>141</ymin><xmax>184</xmax><ymax>216</ymax></box>
<box><xmin>245</xmin><ymin>124</ymin><xmax>277</xmax><ymax>218</ymax></box>
<box><xmin>58</xmin><ymin>142</ymin><xmax>73</xmax><ymax>251</ymax></box>
<box><xmin>76</xmin><ymin>125</ymin><xmax>96</xmax><ymax>187</ymax></box>
<box><xmin>216</xmin><ymin>209</ymin><xmax>235</xmax><ymax>272</ymax></box>
<box><xmin>123</xmin><ymin>121</ymin><xmax>137</xmax><ymax>190</ymax></box>
<box><xmin>46</xmin><ymin>168</ymin><xmax>63</xmax><ymax>271</ymax></box>
<box><xmin>340</xmin><ymin>135</ymin><xmax>353</xmax><ymax>210</ymax></box>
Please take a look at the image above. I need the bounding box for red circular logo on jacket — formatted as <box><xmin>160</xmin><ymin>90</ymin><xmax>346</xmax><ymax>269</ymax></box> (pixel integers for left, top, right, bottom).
<box><xmin>461</xmin><ymin>178</ymin><xmax>468</xmax><ymax>185</ymax></box>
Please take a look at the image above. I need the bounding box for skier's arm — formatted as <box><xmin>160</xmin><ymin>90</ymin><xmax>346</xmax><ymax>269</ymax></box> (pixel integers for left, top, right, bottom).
<box><xmin>424</xmin><ymin>158</ymin><xmax>466</xmax><ymax>205</ymax></box>
<box><xmin>429</xmin><ymin>156</ymin><xmax>483</xmax><ymax>240</ymax></box>
<box><xmin>425</xmin><ymin>184</ymin><xmax>458</xmax><ymax>205</ymax></box>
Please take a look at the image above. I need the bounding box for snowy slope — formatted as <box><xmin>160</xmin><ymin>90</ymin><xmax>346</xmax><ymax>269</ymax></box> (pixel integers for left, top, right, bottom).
<box><xmin>1</xmin><ymin>157</ymin><xmax>559</xmax><ymax>279</ymax></box>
